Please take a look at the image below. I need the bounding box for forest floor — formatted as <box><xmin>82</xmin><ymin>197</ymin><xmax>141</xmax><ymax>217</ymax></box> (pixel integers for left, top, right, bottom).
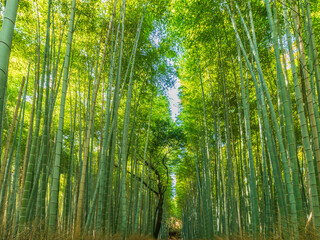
<box><xmin>168</xmin><ymin>217</ymin><xmax>182</xmax><ymax>239</ymax></box>
<box><xmin>168</xmin><ymin>230</ymin><xmax>181</xmax><ymax>239</ymax></box>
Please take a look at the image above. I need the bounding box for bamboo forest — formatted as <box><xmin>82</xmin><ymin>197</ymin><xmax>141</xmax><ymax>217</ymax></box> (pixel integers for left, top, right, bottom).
<box><xmin>2</xmin><ymin>0</ymin><xmax>320</xmax><ymax>239</ymax></box>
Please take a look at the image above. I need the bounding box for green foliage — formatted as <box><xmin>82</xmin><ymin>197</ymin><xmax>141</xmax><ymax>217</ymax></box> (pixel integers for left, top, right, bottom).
<box><xmin>1</xmin><ymin>0</ymin><xmax>320</xmax><ymax>239</ymax></box>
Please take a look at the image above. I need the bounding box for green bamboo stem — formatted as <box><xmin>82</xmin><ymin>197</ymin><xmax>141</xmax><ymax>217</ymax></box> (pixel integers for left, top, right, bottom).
<box><xmin>48</xmin><ymin>0</ymin><xmax>76</xmax><ymax>231</ymax></box>
<box><xmin>0</xmin><ymin>0</ymin><xmax>19</xmax><ymax>157</ymax></box>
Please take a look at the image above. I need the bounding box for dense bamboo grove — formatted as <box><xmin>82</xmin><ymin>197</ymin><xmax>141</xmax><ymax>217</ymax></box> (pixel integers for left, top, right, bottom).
<box><xmin>173</xmin><ymin>0</ymin><xmax>320</xmax><ymax>239</ymax></box>
<box><xmin>1</xmin><ymin>0</ymin><xmax>320</xmax><ymax>239</ymax></box>
<box><xmin>0</xmin><ymin>0</ymin><xmax>178</xmax><ymax>239</ymax></box>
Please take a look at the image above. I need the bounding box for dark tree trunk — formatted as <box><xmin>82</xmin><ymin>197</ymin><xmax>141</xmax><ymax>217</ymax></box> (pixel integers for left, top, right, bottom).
<box><xmin>153</xmin><ymin>193</ymin><xmax>164</xmax><ymax>239</ymax></box>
